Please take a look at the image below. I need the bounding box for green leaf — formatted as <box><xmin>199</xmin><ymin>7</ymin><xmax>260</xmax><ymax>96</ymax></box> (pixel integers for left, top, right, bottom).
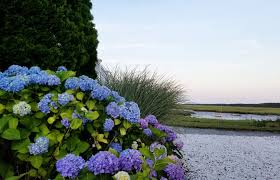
<box><xmin>5</xmin><ymin>174</ymin><xmax>26</xmax><ymax>180</ymax></box>
<box><xmin>120</xmin><ymin>128</ymin><xmax>126</xmax><ymax>136</ymax></box>
<box><xmin>56</xmin><ymin>71</ymin><xmax>76</xmax><ymax>82</ymax></box>
<box><xmin>96</xmin><ymin>134</ymin><xmax>108</xmax><ymax>144</ymax></box>
<box><xmin>75</xmin><ymin>141</ymin><xmax>90</xmax><ymax>154</ymax></box>
<box><xmin>139</xmin><ymin>147</ymin><xmax>154</xmax><ymax>160</ymax></box>
<box><xmin>2</xmin><ymin>129</ymin><xmax>21</xmax><ymax>140</ymax></box>
<box><xmin>154</xmin><ymin>157</ymin><xmax>174</xmax><ymax>171</ymax></box>
<box><xmin>70</xmin><ymin>119</ymin><xmax>83</xmax><ymax>129</ymax></box>
<box><xmin>11</xmin><ymin>139</ymin><xmax>30</xmax><ymax>153</ymax></box>
<box><xmin>154</xmin><ymin>148</ymin><xmax>166</xmax><ymax>158</ymax></box>
<box><xmin>114</xmin><ymin>119</ymin><xmax>121</xmax><ymax>125</ymax></box>
<box><xmin>29</xmin><ymin>102</ymin><xmax>39</xmax><ymax>112</ymax></box>
<box><xmin>29</xmin><ymin>156</ymin><xmax>43</xmax><ymax>169</ymax></box>
<box><xmin>108</xmin><ymin>148</ymin><xmax>119</xmax><ymax>157</ymax></box>
<box><xmin>38</xmin><ymin>168</ymin><xmax>47</xmax><ymax>176</ymax></box>
<box><xmin>123</xmin><ymin>120</ymin><xmax>132</xmax><ymax>129</ymax></box>
<box><xmin>47</xmin><ymin>116</ymin><xmax>56</xmax><ymax>124</ymax></box>
<box><xmin>8</xmin><ymin>117</ymin><xmax>18</xmax><ymax>129</ymax></box>
<box><xmin>85</xmin><ymin>111</ymin><xmax>99</xmax><ymax>121</ymax></box>
<box><xmin>86</xmin><ymin>100</ymin><xmax>96</xmax><ymax>110</ymax></box>
<box><xmin>0</xmin><ymin>104</ymin><xmax>5</xmax><ymax>114</ymax></box>
<box><xmin>150</xmin><ymin>127</ymin><xmax>166</xmax><ymax>138</ymax></box>
<box><xmin>76</xmin><ymin>92</ymin><xmax>84</xmax><ymax>101</ymax></box>
<box><xmin>34</xmin><ymin>112</ymin><xmax>45</xmax><ymax>119</ymax></box>
<box><xmin>0</xmin><ymin>115</ymin><xmax>10</xmax><ymax>133</ymax></box>
<box><xmin>0</xmin><ymin>90</ymin><xmax>6</xmax><ymax>96</ymax></box>
<box><xmin>39</xmin><ymin>124</ymin><xmax>50</xmax><ymax>135</ymax></box>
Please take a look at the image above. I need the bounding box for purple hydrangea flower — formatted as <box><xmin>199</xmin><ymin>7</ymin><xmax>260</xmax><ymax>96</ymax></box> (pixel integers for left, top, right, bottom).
<box><xmin>91</xmin><ymin>85</ymin><xmax>111</xmax><ymax>101</ymax></box>
<box><xmin>119</xmin><ymin>149</ymin><xmax>143</xmax><ymax>172</ymax></box>
<box><xmin>29</xmin><ymin>137</ymin><xmax>49</xmax><ymax>155</ymax></box>
<box><xmin>79</xmin><ymin>75</ymin><xmax>98</xmax><ymax>91</ymax></box>
<box><xmin>111</xmin><ymin>91</ymin><xmax>125</xmax><ymax>103</ymax></box>
<box><xmin>155</xmin><ymin>124</ymin><xmax>177</xmax><ymax>142</ymax></box>
<box><xmin>150</xmin><ymin>142</ymin><xmax>167</xmax><ymax>160</ymax></box>
<box><xmin>87</xmin><ymin>151</ymin><xmax>119</xmax><ymax>175</ymax></box>
<box><xmin>160</xmin><ymin>177</ymin><xmax>168</xmax><ymax>180</ymax></box>
<box><xmin>106</xmin><ymin>102</ymin><xmax>121</xmax><ymax>118</ymax></box>
<box><xmin>173</xmin><ymin>139</ymin><xmax>184</xmax><ymax>150</ymax></box>
<box><xmin>38</xmin><ymin>93</ymin><xmax>55</xmax><ymax>114</ymax></box>
<box><xmin>145</xmin><ymin>115</ymin><xmax>158</xmax><ymax>126</ymax></box>
<box><xmin>56</xmin><ymin>154</ymin><xmax>85</xmax><ymax>178</ymax></box>
<box><xmin>146</xmin><ymin>159</ymin><xmax>153</xmax><ymax>168</ymax></box>
<box><xmin>57</xmin><ymin>66</ymin><xmax>67</xmax><ymax>72</ymax></box>
<box><xmin>58</xmin><ymin>92</ymin><xmax>74</xmax><ymax>106</ymax></box>
<box><xmin>143</xmin><ymin>128</ymin><xmax>153</xmax><ymax>137</ymax></box>
<box><xmin>65</xmin><ymin>77</ymin><xmax>80</xmax><ymax>90</ymax></box>
<box><xmin>104</xmin><ymin>118</ymin><xmax>114</xmax><ymax>132</ymax></box>
<box><xmin>164</xmin><ymin>164</ymin><xmax>185</xmax><ymax>180</ymax></box>
<box><xmin>120</xmin><ymin>102</ymin><xmax>140</xmax><ymax>123</ymax></box>
<box><xmin>139</xmin><ymin>119</ymin><xmax>148</xmax><ymax>129</ymax></box>
<box><xmin>47</xmin><ymin>75</ymin><xmax>61</xmax><ymax>86</ymax></box>
<box><xmin>61</xmin><ymin>118</ymin><xmax>70</xmax><ymax>128</ymax></box>
<box><xmin>110</xmin><ymin>142</ymin><xmax>122</xmax><ymax>153</ymax></box>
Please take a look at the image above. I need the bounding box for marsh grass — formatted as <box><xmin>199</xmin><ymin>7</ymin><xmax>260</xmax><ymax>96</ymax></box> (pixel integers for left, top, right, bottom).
<box><xmin>99</xmin><ymin>66</ymin><xmax>185</xmax><ymax>119</ymax></box>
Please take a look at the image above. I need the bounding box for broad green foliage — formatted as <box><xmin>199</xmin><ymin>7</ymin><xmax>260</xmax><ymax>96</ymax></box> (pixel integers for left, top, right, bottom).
<box><xmin>0</xmin><ymin>65</ymin><xmax>185</xmax><ymax>179</ymax></box>
<box><xmin>0</xmin><ymin>0</ymin><xmax>98</xmax><ymax>77</ymax></box>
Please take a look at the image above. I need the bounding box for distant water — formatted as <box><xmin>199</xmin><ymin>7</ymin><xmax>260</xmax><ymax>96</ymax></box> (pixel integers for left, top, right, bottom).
<box><xmin>191</xmin><ymin>111</ymin><xmax>280</xmax><ymax>121</ymax></box>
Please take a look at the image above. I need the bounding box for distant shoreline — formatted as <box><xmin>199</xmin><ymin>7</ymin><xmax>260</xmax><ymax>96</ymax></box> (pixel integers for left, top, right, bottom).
<box><xmin>184</xmin><ymin>103</ymin><xmax>280</xmax><ymax>108</ymax></box>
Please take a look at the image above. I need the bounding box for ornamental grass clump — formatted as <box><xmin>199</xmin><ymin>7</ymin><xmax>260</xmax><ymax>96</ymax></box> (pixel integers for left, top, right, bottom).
<box><xmin>0</xmin><ymin>65</ymin><xmax>185</xmax><ymax>179</ymax></box>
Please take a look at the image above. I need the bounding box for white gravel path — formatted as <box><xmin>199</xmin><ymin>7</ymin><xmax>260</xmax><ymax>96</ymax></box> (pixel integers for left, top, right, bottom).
<box><xmin>176</xmin><ymin>128</ymin><xmax>280</xmax><ymax>180</ymax></box>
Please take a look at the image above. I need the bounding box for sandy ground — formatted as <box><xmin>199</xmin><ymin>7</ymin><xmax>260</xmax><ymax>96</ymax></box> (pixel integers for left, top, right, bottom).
<box><xmin>174</xmin><ymin>128</ymin><xmax>280</xmax><ymax>180</ymax></box>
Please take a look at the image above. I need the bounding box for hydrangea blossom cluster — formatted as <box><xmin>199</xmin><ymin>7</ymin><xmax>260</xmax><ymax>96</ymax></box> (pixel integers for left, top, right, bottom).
<box><xmin>150</xmin><ymin>142</ymin><xmax>167</xmax><ymax>160</ymax></box>
<box><xmin>113</xmin><ymin>171</ymin><xmax>130</xmax><ymax>180</ymax></box>
<box><xmin>38</xmin><ymin>93</ymin><xmax>56</xmax><ymax>114</ymax></box>
<box><xmin>164</xmin><ymin>164</ymin><xmax>185</xmax><ymax>180</ymax></box>
<box><xmin>139</xmin><ymin>119</ymin><xmax>148</xmax><ymax>129</ymax></box>
<box><xmin>144</xmin><ymin>115</ymin><xmax>158</xmax><ymax>126</ymax></box>
<box><xmin>106</xmin><ymin>102</ymin><xmax>121</xmax><ymax>118</ymax></box>
<box><xmin>57</xmin><ymin>66</ymin><xmax>67</xmax><ymax>72</ymax></box>
<box><xmin>91</xmin><ymin>85</ymin><xmax>111</xmax><ymax>101</ymax></box>
<box><xmin>0</xmin><ymin>65</ymin><xmax>62</xmax><ymax>92</ymax></box>
<box><xmin>29</xmin><ymin>137</ymin><xmax>49</xmax><ymax>155</ymax></box>
<box><xmin>120</xmin><ymin>102</ymin><xmax>140</xmax><ymax>123</ymax></box>
<box><xmin>56</xmin><ymin>154</ymin><xmax>85</xmax><ymax>178</ymax></box>
<box><xmin>87</xmin><ymin>151</ymin><xmax>119</xmax><ymax>175</ymax></box>
<box><xmin>111</xmin><ymin>91</ymin><xmax>125</xmax><ymax>103</ymax></box>
<box><xmin>110</xmin><ymin>142</ymin><xmax>122</xmax><ymax>153</ymax></box>
<box><xmin>103</xmin><ymin>118</ymin><xmax>114</xmax><ymax>132</ymax></box>
<box><xmin>61</xmin><ymin>118</ymin><xmax>70</xmax><ymax>128</ymax></box>
<box><xmin>64</xmin><ymin>77</ymin><xmax>80</xmax><ymax>90</ymax></box>
<box><xmin>119</xmin><ymin>149</ymin><xmax>143</xmax><ymax>172</ymax></box>
<box><xmin>155</xmin><ymin>124</ymin><xmax>177</xmax><ymax>142</ymax></box>
<box><xmin>143</xmin><ymin>128</ymin><xmax>153</xmax><ymax>137</ymax></box>
<box><xmin>13</xmin><ymin>101</ymin><xmax>31</xmax><ymax>116</ymax></box>
<box><xmin>58</xmin><ymin>92</ymin><xmax>74</xmax><ymax>106</ymax></box>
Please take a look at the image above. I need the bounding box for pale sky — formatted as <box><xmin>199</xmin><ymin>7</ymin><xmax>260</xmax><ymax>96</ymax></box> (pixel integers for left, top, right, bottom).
<box><xmin>92</xmin><ymin>0</ymin><xmax>280</xmax><ymax>104</ymax></box>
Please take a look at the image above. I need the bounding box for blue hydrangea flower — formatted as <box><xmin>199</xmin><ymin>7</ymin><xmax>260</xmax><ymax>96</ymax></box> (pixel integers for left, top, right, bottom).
<box><xmin>120</xmin><ymin>102</ymin><xmax>140</xmax><ymax>123</ymax></box>
<box><xmin>38</xmin><ymin>93</ymin><xmax>55</xmax><ymax>114</ymax></box>
<box><xmin>13</xmin><ymin>101</ymin><xmax>31</xmax><ymax>116</ymax></box>
<box><xmin>28</xmin><ymin>66</ymin><xmax>41</xmax><ymax>74</ymax></box>
<box><xmin>4</xmin><ymin>65</ymin><xmax>28</xmax><ymax>76</ymax></box>
<box><xmin>111</xmin><ymin>91</ymin><xmax>125</xmax><ymax>103</ymax></box>
<box><xmin>91</xmin><ymin>85</ymin><xmax>111</xmax><ymax>101</ymax></box>
<box><xmin>155</xmin><ymin>124</ymin><xmax>177</xmax><ymax>142</ymax></box>
<box><xmin>47</xmin><ymin>75</ymin><xmax>61</xmax><ymax>86</ymax></box>
<box><xmin>6</xmin><ymin>76</ymin><xmax>28</xmax><ymax>92</ymax></box>
<box><xmin>145</xmin><ymin>115</ymin><xmax>158</xmax><ymax>126</ymax></box>
<box><xmin>61</xmin><ymin>118</ymin><xmax>70</xmax><ymax>128</ymax></box>
<box><xmin>87</xmin><ymin>151</ymin><xmax>119</xmax><ymax>175</ymax></box>
<box><xmin>106</xmin><ymin>102</ymin><xmax>121</xmax><ymax>118</ymax></box>
<box><xmin>79</xmin><ymin>75</ymin><xmax>98</xmax><ymax>91</ymax></box>
<box><xmin>146</xmin><ymin>159</ymin><xmax>153</xmax><ymax>168</ymax></box>
<box><xmin>57</xmin><ymin>66</ymin><xmax>67</xmax><ymax>72</ymax></box>
<box><xmin>139</xmin><ymin>119</ymin><xmax>148</xmax><ymax>129</ymax></box>
<box><xmin>0</xmin><ymin>77</ymin><xmax>10</xmax><ymax>91</ymax></box>
<box><xmin>58</xmin><ymin>92</ymin><xmax>74</xmax><ymax>106</ymax></box>
<box><xmin>164</xmin><ymin>164</ymin><xmax>185</xmax><ymax>180</ymax></box>
<box><xmin>110</xmin><ymin>142</ymin><xmax>122</xmax><ymax>153</ymax></box>
<box><xmin>150</xmin><ymin>142</ymin><xmax>167</xmax><ymax>161</ymax></box>
<box><xmin>29</xmin><ymin>72</ymin><xmax>49</xmax><ymax>85</ymax></box>
<box><xmin>143</xmin><ymin>128</ymin><xmax>153</xmax><ymax>137</ymax></box>
<box><xmin>104</xmin><ymin>118</ymin><xmax>114</xmax><ymax>132</ymax></box>
<box><xmin>65</xmin><ymin>77</ymin><xmax>80</xmax><ymax>90</ymax></box>
<box><xmin>29</xmin><ymin>137</ymin><xmax>49</xmax><ymax>155</ymax></box>
<box><xmin>56</xmin><ymin>154</ymin><xmax>85</xmax><ymax>178</ymax></box>
<box><xmin>119</xmin><ymin>149</ymin><xmax>143</xmax><ymax>172</ymax></box>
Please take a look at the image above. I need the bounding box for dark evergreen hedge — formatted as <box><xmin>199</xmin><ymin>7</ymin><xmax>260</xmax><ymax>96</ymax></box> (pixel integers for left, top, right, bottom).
<box><xmin>0</xmin><ymin>0</ymin><xmax>98</xmax><ymax>77</ymax></box>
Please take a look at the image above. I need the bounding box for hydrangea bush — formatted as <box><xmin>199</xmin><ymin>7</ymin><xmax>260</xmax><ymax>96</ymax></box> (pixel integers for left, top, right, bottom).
<box><xmin>0</xmin><ymin>65</ymin><xmax>185</xmax><ymax>180</ymax></box>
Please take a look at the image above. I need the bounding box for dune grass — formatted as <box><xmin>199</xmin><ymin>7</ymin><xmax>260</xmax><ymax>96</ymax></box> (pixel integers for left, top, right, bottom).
<box><xmin>163</xmin><ymin>115</ymin><xmax>280</xmax><ymax>132</ymax></box>
<box><xmin>180</xmin><ymin>104</ymin><xmax>280</xmax><ymax>115</ymax></box>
